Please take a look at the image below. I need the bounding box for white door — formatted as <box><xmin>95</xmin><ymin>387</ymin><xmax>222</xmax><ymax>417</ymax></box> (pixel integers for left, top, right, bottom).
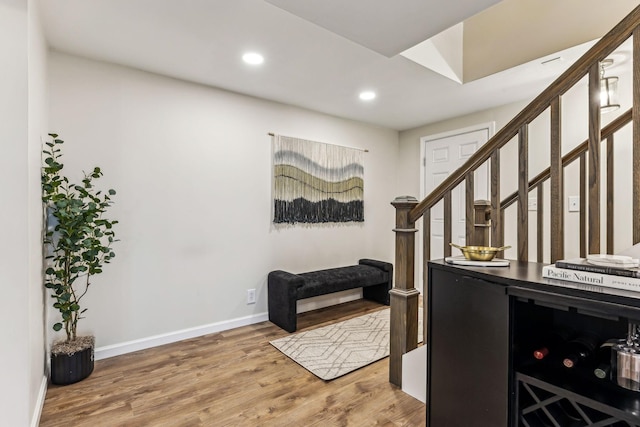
<box><xmin>421</xmin><ymin>124</ymin><xmax>493</xmax><ymax>262</ymax></box>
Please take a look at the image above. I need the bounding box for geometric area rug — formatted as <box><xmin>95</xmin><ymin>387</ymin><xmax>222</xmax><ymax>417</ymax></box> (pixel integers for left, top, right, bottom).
<box><xmin>270</xmin><ymin>308</ymin><xmax>423</xmax><ymax>381</ymax></box>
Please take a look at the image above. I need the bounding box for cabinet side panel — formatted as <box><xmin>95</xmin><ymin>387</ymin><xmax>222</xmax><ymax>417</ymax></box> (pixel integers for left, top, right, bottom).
<box><xmin>428</xmin><ymin>268</ymin><xmax>509</xmax><ymax>427</ymax></box>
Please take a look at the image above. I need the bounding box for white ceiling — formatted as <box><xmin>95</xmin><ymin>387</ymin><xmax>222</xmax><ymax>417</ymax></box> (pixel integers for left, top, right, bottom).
<box><xmin>263</xmin><ymin>0</ymin><xmax>501</xmax><ymax>57</ymax></box>
<box><xmin>39</xmin><ymin>0</ymin><xmax>600</xmax><ymax>131</ymax></box>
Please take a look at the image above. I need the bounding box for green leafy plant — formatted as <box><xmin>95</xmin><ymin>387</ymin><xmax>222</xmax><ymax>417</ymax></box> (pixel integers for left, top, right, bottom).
<box><xmin>42</xmin><ymin>133</ymin><xmax>118</xmax><ymax>343</ymax></box>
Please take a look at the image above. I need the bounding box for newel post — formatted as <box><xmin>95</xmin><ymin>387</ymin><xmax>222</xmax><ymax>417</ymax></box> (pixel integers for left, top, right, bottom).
<box><xmin>389</xmin><ymin>195</ymin><xmax>420</xmax><ymax>386</ymax></box>
<box><xmin>473</xmin><ymin>200</ymin><xmax>491</xmax><ymax>247</ymax></box>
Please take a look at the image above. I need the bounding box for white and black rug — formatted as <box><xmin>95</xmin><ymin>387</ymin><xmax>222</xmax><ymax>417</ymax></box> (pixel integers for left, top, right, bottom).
<box><xmin>270</xmin><ymin>308</ymin><xmax>423</xmax><ymax>380</ymax></box>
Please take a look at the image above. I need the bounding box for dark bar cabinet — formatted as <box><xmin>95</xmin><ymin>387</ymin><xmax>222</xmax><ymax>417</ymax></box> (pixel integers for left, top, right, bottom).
<box><xmin>426</xmin><ymin>260</ymin><xmax>640</xmax><ymax>427</ymax></box>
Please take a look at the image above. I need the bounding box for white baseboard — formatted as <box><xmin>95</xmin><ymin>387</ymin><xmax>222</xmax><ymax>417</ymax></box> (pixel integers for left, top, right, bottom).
<box><xmin>95</xmin><ymin>312</ymin><xmax>269</xmax><ymax>360</ymax></box>
<box><xmin>31</xmin><ymin>375</ymin><xmax>47</xmax><ymax>427</ymax></box>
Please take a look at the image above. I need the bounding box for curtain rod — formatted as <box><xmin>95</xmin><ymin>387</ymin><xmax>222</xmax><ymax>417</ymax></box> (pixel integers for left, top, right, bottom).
<box><xmin>268</xmin><ymin>132</ymin><xmax>368</xmax><ymax>153</ymax></box>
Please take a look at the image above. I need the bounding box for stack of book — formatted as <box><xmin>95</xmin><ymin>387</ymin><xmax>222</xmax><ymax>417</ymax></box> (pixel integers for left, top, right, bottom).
<box><xmin>542</xmin><ymin>254</ymin><xmax>640</xmax><ymax>294</ymax></box>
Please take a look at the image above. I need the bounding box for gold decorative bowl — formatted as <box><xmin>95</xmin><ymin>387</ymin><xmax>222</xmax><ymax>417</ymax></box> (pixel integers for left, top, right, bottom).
<box><xmin>450</xmin><ymin>243</ymin><xmax>511</xmax><ymax>261</ymax></box>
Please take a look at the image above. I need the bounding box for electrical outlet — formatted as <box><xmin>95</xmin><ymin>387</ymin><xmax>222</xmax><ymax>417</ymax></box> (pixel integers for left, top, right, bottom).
<box><xmin>528</xmin><ymin>197</ymin><xmax>537</xmax><ymax>211</ymax></box>
<box><xmin>568</xmin><ymin>196</ymin><xmax>580</xmax><ymax>212</ymax></box>
<box><xmin>247</xmin><ymin>289</ymin><xmax>256</xmax><ymax>304</ymax></box>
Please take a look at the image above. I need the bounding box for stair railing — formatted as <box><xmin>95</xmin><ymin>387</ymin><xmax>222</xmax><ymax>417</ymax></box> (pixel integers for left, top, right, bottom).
<box><xmin>389</xmin><ymin>5</ymin><xmax>640</xmax><ymax>386</ymax></box>
<box><xmin>500</xmin><ymin>108</ymin><xmax>632</xmax><ymax>260</ymax></box>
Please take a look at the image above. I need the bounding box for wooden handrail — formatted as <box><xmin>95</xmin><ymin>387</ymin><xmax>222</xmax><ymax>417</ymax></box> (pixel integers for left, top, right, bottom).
<box><xmin>390</xmin><ymin>5</ymin><xmax>640</xmax><ymax>388</ymax></box>
<box><xmin>408</xmin><ymin>5</ymin><xmax>640</xmax><ymax>224</ymax></box>
<box><xmin>500</xmin><ymin>108</ymin><xmax>632</xmax><ymax>210</ymax></box>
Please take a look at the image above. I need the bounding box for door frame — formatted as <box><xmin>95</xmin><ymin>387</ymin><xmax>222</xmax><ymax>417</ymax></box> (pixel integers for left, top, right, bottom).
<box><xmin>416</xmin><ymin>122</ymin><xmax>495</xmax><ymax>293</ymax></box>
<box><xmin>419</xmin><ymin>121</ymin><xmax>495</xmax><ymax>199</ymax></box>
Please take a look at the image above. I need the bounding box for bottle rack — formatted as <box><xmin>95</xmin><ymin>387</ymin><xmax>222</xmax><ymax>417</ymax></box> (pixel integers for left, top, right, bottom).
<box><xmin>513</xmin><ymin>298</ymin><xmax>640</xmax><ymax>426</ymax></box>
<box><xmin>516</xmin><ymin>366</ymin><xmax>640</xmax><ymax>426</ymax></box>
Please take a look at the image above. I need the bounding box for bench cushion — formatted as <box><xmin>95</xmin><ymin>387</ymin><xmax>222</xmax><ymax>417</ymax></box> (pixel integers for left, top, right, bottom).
<box><xmin>267</xmin><ymin>259</ymin><xmax>392</xmax><ymax>332</ymax></box>
<box><xmin>297</xmin><ymin>265</ymin><xmax>387</xmax><ymax>299</ymax></box>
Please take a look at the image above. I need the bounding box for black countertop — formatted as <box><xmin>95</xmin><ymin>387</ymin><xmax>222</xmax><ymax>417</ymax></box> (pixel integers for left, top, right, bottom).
<box><xmin>428</xmin><ymin>259</ymin><xmax>640</xmax><ymax>315</ymax></box>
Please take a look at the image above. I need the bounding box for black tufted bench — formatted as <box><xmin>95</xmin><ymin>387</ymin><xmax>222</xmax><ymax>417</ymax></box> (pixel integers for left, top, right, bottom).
<box><xmin>267</xmin><ymin>259</ymin><xmax>393</xmax><ymax>332</ymax></box>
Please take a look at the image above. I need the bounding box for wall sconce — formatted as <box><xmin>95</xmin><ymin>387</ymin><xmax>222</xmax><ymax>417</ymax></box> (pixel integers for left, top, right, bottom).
<box><xmin>600</xmin><ymin>58</ymin><xmax>620</xmax><ymax>114</ymax></box>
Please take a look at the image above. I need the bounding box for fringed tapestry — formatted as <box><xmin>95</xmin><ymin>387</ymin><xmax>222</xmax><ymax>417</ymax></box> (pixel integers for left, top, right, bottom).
<box><xmin>272</xmin><ymin>135</ymin><xmax>364</xmax><ymax>224</ymax></box>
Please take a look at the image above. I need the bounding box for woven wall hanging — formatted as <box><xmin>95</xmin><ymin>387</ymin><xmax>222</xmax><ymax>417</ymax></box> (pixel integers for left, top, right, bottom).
<box><xmin>272</xmin><ymin>134</ymin><xmax>364</xmax><ymax>224</ymax></box>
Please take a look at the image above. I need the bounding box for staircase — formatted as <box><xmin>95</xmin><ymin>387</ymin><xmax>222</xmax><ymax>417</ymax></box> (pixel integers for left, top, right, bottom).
<box><xmin>389</xmin><ymin>5</ymin><xmax>640</xmax><ymax>386</ymax></box>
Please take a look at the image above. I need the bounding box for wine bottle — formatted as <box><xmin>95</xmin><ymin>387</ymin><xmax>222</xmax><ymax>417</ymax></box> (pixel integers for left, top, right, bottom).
<box><xmin>562</xmin><ymin>333</ymin><xmax>599</xmax><ymax>368</ymax></box>
<box><xmin>532</xmin><ymin>328</ymin><xmax>573</xmax><ymax>360</ymax></box>
<box><xmin>594</xmin><ymin>338</ymin><xmax>625</xmax><ymax>379</ymax></box>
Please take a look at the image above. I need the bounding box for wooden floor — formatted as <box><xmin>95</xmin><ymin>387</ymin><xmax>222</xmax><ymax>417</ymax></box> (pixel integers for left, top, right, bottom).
<box><xmin>40</xmin><ymin>300</ymin><xmax>426</xmax><ymax>426</ymax></box>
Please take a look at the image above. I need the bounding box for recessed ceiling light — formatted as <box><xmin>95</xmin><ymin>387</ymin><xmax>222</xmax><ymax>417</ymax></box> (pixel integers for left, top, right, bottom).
<box><xmin>359</xmin><ymin>91</ymin><xmax>376</xmax><ymax>101</ymax></box>
<box><xmin>242</xmin><ymin>52</ymin><xmax>264</xmax><ymax>65</ymax></box>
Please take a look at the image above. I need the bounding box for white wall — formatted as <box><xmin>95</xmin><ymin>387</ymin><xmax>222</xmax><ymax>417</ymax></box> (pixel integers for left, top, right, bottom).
<box><xmin>0</xmin><ymin>0</ymin><xmax>47</xmax><ymax>425</ymax></box>
<box><xmin>48</xmin><ymin>52</ymin><xmax>399</xmax><ymax>352</ymax></box>
<box><xmin>28</xmin><ymin>0</ymin><xmax>48</xmax><ymax>424</ymax></box>
<box><xmin>0</xmin><ymin>1</ymin><xmax>29</xmax><ymax>425</ymax></box>
<box><xmin>398</xmin><ymin>62</ymin><xmax>634</xmax><ymax>269</ymax></box>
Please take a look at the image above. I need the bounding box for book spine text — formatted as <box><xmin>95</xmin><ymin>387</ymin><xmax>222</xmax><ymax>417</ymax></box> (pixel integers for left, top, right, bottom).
<box><xmin>542</xmin><ymin>265</ymin><xmax>640</xmax><ymax>293</ymax></box>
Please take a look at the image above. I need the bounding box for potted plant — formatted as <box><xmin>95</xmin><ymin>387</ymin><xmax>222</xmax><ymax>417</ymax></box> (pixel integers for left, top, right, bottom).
<box><xmin>41</xmin><ymin>133</ymin><xmax>118</xmax><ymax>385</ymax></box>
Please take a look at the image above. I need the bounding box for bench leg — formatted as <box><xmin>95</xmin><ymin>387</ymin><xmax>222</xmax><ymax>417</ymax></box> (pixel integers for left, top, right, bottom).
<box><xmin>268</xmin><ymin>272</ymin><xmax>299</xmax><ymax>332</ymax></box>
<box><xmin>269</xmin><ymin>298</ymin><xmax>297</xmax><ymax>332</ymax></box>
<box><xmin>363</xmin><ymin>283</ymin><xmax>390</xmax><ymax>305</ymax></box>
<box><xmin>359</xmin><ymin>259</ymin><xmax>392</xmax><ymax>306</ymax></box>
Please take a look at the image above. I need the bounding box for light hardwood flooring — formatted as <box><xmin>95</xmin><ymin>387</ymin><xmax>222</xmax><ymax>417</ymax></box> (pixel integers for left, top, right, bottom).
<box><xmin>40</xmin><ymin>300</ymin><xmax>426</xmax><ymax>426</ymax></box>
